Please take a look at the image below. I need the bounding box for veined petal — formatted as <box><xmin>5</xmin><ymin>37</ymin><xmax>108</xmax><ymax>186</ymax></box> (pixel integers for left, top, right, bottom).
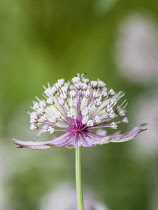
<box><xmin>66</xmin><ymin>132</ymin><xmax>98</xmax><ymax>148</ymax></box>
<box><xmin>11</xmin><ymin>133</ymin><xmax>72</xmax><ymax>149</ymax></box>
<box><xmin>97</xmin><ymin>124</ymin><xmax>147</xmax><ymax>145</ymax></box>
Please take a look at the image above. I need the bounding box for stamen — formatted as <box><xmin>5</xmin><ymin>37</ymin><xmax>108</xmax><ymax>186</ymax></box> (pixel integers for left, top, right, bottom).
<box><xmin>108</xmin><ymin>89</ymin><xmax>115</xmax><ymax>96</ymax></box>
<box><xmin>87</xmin><ymin>120</ymin><xmax>94</xmax><ymax>126</ymax></box>
<box><xmin>30</xmin><ymin>124</ymin><xmax>38</xmax><ymax>130</ymax></box>
<box><xmin>110</xmin><ymin>122</ymin><xmax>118</xmax><ymax>129</ymax></box>
<box><xmin>122</xmin><ymin>117</ymin><xmax>128</xmax><ymax>123</ymax></box>
<box><xmin>48</xmin><ymin>126</ymin><xmax>55</xmax><ymax>134</ymax></box>
<box><xmin>47</xmin><ymin>97</ymin><xmax>54</xmax><ymax>104</ymax></box>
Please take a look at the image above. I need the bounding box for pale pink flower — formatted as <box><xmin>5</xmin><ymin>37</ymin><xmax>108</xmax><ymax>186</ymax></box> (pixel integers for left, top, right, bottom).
<box><xmin>115</xmin><ymin>13</ymin><xmax>158</xmax><ymax>84</ymax></box>
<box><xmin>11</xmin><ymin>74</ymin><xmax>146</xmax><ymax>149</ymax></box>
<box><xmin>40</xmin><ymin>183</ymin><xmax>109</xmax><ymax>210</ymax></box>
<box><xmin>131</xmin><ymin>94</ymin><xmax>158</xmax><ymax>155</ymax></box>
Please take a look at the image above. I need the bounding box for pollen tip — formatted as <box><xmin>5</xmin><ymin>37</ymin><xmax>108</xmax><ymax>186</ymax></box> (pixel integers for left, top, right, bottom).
<box><xmin>140</xmin><ymin>123</ymin><xmax>148</xmax><ymax>127</ymax></box>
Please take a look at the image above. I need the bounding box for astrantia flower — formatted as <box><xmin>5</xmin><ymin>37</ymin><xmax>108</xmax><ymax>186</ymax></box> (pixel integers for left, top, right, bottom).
<box><xmin>11</xmin><ymin>74</ymin><xmax>146</xmax><ymax>149</ymax></box>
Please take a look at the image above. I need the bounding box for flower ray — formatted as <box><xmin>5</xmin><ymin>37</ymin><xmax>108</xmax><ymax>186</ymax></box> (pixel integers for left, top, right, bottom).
<box><xmin>94</xmin><ymin>124</ymin><xmax>147</xmax><ymax>145</ymax></box>
<box><xmin>11</xmin><ymin>133</ymin><xmax>71</xmax><ymax>149</ymax></box>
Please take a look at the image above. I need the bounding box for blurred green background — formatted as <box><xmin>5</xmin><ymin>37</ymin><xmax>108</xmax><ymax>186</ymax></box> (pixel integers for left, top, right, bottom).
<box><xmin>1</xmin><ymin>0</ymin><xmax>158</xmax><ymax>210</ymax></box>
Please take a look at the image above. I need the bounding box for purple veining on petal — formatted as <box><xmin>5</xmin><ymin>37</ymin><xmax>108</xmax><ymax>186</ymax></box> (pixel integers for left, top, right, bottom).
<box><xmin>11</xmin><ymin>133</ymin><xmax>71</xmax><ymax>149</ymax></box>
<box><xmin>95</xmin><ymin>124</ymin><xmax>147</xmax><ymax>144</ymax></box>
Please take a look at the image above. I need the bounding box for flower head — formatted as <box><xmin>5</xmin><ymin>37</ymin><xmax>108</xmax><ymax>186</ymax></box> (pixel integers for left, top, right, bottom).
<box><xmin>11</xmin><ymin>74</ymin><xmax>147</xmax><ymax>149</ymax></box>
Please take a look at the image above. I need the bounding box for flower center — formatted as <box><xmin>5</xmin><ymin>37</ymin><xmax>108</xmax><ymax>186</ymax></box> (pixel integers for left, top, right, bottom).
<box><xmin>68</xmin><ymin>119</ymin><xmax>88</xmax><ymax>134</ymax></box>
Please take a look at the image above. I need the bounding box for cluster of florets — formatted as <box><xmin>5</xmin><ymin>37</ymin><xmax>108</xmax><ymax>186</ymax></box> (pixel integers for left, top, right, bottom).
<box><xmin>11</xmin><ymin>74</ymin><xmax>146</xmax><ymax>149</ymax></box>
<box><xmin>29</xmin><ymin>74</ymin><xmax>128</xmax><ymax>136</ymax></box>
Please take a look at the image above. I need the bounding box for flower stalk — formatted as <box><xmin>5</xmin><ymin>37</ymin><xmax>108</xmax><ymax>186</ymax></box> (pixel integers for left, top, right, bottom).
<box><xmin>76</xmin><ymin>147</ymin><xmax>84</xmax><ymax>210</ymax></box>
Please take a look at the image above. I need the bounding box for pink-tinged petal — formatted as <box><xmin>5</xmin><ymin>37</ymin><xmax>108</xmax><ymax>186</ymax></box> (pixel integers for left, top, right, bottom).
<box><xmin>74</xmin><ymin>132</ymin><xmax>97</xmax><ymax>147</ymax></box>
<box><xmin>65</xmin><ymin>132</ymin><xmax>99</xmax><ymax>148</ymax></box>
<box><xmin>11</xmin><ymin>133</ymin><xmax>72</xmax><ymax>149</ymax></box>
<box><xmin>97</xmin><ymin>124</ymin><xmax>147</xmax><ymax>144</ymax></box>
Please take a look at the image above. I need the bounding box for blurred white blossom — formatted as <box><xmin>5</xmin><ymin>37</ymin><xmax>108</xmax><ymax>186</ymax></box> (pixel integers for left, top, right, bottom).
<box><xmin>131</xmin><ymin>94</ymin><xmax>158</xmax><ymax>155</ymax></box>
<box><xmin>40</xmin><ymin>183</ymin><xmax>109</xmax><ymax>210</ymax></box>
<box><xmin>115</xmin><ymin>13</ymin><xmax>158</xmax><ymax>84</ymax></box>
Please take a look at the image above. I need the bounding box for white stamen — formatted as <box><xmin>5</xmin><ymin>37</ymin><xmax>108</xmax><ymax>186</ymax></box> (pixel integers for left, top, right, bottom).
<box><xmin>30</xmin><ymin>112</ymin><xmax>38</xmax><ymax>120</ymax></box>
<box><xmin>39</xmin><ymin>100</ymin><xmax>46</xmax><ymax>107</ymax></box>
<box><xmin>60</xmin><ymin>93</ymin><xmax>67</xmax><ymax>100</ymax></box>
<box><xmin>51</xmin><ymin>86</ymin><xmax>57</xmax><ymax>95</ymax></box>
<box><xmin>30</xmin><ymin>118</ymin><xmax>37</xmax><ymax>123</ymax></box>
<box><xmin>30</xmin><ymin>124</ymin><xmax>38</xmax><ymax>130</ymax></box>
<box><xmin>116</xmin><ymin>106</ymin><xmax>126</xmax><ymax>116</ymax></box>
<box><xmin>106</xmin><ymin>104</ymin><xmax>113</xmax><ymax>113</ymax></box>
<box><xmin>75</xmin><ymin>82</ymin><xmax>82</xmax><ymax>90</ymax></box>
<box><xmin>85</xmin><ymin>90</ymin><xmax>90</xmax><ymax>98</ymax></box>
<box><xmin>32</xmin><ymin>102</ymin><xmax>39</xmax><ymax>110</ymax></box>
<box><xmin>87</xmin><ymin>120</ymin><xmax>94</xmax><ymax>126</ymax></box>
<box><xmin>70</xmin><ymin>90</ymin><xmax>76</xmax><ymax>98</ymax></box>
<box><xmin>110</xmin><ymin>122</ymin><xmax>117</xmax><ymax>129</ymax></box>
<box><xmin>109</xmin><ymin>98</ymin><xmax>117</xmax><ymax>106</ymax></box>
<box><xmin>93</xmin><ymin>91</ymin><xmax>100</xmax><ymax>98</ymax></box>
<box><xmin>38</xmin><ymin>114</ymin><xmax>47</xmax><ymax>122</ymax></box>
<box><xmin>94</xmin><ymin>116</ymin><xmax>100</xmax><ymax>123</ymax></box>
<box><xmin>69</xmin><ymin>98</ymin><xmax>75</xmax><ymax>108</ymax></box>
<box><xmin>98</xmin><ymin>80</ymin><xmax>106</xmax><ymax>88</ymax></box>
<box><xmin>44</xmin><ymin>88</ymin><xmax>53</xmax><ymax>97</ymax></box>
<box><xmin>61</xmin><ymin>85</ymin><xmax>68</xmax><ymax>93</ymax></box>
<box><xmin>55</xmin><ymin>79</ymin><xmax>65</xmax><ymax>88</ymax></box>
<box><xmin>67</xmin><ymin>109</ymin><xmax>75</xmax><ymax>118</ymax></box>
<box><xmin>95</xmin><ymin>99</ymin><xmax>102</xmax><ymax>107</ymax></box>
<box><xmin>108</xmin><ymin>111</ymin><xmax>115</xmax><ymax>118</ymax></box>
<box><xmin>102</xmin><ymin>89</ymin><xmax>108</xmax><ymax>97</ymax></box>
<box><xmin>81</xmin><ymin>83</ymin><xmax>88</xmax><ymax>90</ymax></box>
<box><xmin>47</xmin><ymin>97</ymin><xmax>54</xmax><ymax>104</ymax></box>
<box><xmin>55</xmin><ymin>111</ymin><xmax>62</xmax><ymax>119</ymax></box>
<box><xmin>82</xmin><ymin>78</ymin><xmax>89</xmax><ymax>84</ymax></box>
<box><xmin>91</xmin><ymin>81</ymin><xmax>98</xmax><ymax>88</ymax></box>
<box><xmin>49</xmin><ymin>116</ymin><xmax>57</xmax><ymax>123</ymax></box>
<box><xmin>82</xmin><ymin>107</ymin><xmax>90</xmax><ymax>117</ymax></box>
<box><xmin>108</xmin><ymin>89</ymin><xmax>115</xmax><ymax>96</ymax></box>
<box><xmin>122</xmin><ymin>117</ymin><xmax>128</xmax><ymax>123</ymax></box>
<box><xmin>48</xmin><ymin>126</ymin><xmax>55</xmax><ymax>134</ymax></box>
<box><xmin>58</xmin><ymin>79</ymin><xmax>65</xmax><ymax>85</ymax></box>
<box><xmin>72</xmin><ymin>75</ymin><xmax>80</xmax><ymax>83</ymax></box>
<box><xmin>37</xmin><ymin>108</ymin><xmax>45</xmax><ymax>115</ymax></box>
<box><xmin>59</xmin><ymin>98</ymin><xmax>65</xmax><ymax>106</ymax></box>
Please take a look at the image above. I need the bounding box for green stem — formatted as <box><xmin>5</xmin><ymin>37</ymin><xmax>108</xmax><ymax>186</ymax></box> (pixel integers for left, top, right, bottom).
<box><xmin>76</xmin><ymin>147</ymin><xmax>84</xmax><ymax>210</ymax></box>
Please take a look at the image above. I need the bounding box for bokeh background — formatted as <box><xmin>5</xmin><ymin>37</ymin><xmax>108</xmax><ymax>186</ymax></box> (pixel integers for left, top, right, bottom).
<box><xmin>1</xmin><ymin>0</ymin><xmax>158</xmax><ymax>209</ymax></box>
